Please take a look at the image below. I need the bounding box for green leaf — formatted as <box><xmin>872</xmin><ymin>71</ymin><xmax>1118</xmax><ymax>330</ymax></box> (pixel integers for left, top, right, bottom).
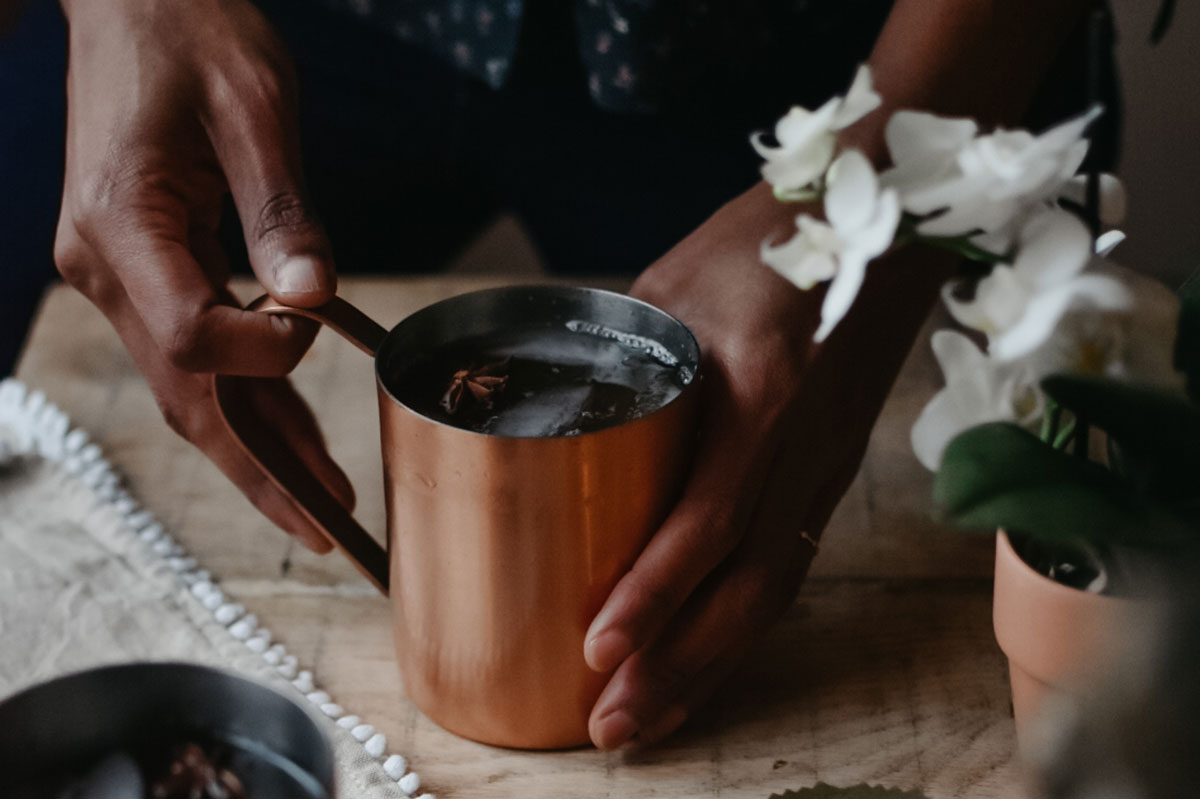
<box><xmin>770</xmin><ymin>784</ymin><xmax>928</xmax><ymax>799</ymax></box>
<box><xmin>1176</xmin><ymin>267</ymin><xmax>1200</xmax><ymax>402</ymax></box>
<box><xmin>1040</xmin><ymin>374</ymin><xmax>1200</xmax><ymax>503</ymax></box>
<box><xmin>934</xmin><ymin>422</ymin><xmax>1191</xmax><ymax>548</ymax></box>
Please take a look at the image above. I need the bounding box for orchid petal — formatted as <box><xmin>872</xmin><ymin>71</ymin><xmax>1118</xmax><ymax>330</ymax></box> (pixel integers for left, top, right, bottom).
<box><xmin>1028</xmin><ymin>105</ymin><xmax>1103</xmax><ymax>157</ymax></box>
<box><xmin>760</xmin><ymin>217</ymin><xmax>840</xmax><ymax>289</ymax></box>
<box><xmin>930</xmin><ymin>329</ymin><xmax>988</xmax><ymax>377</ymax></box>
<box><xmin>1055</xmin><ymin>139</ymin><xmax>1091</xmax><ymax>186</ymax></box>
<box><xmin>748</xmin><ymin>131</ymin><xmax>775</xmax><ymax>161</ymax></box>
<box><xmin>896</xmin><ymin>169</ymin><xmax>977</xmax><ymax>216</ymax></box>
<box><xmin>916</xmin><ymin>194</ymin><xmax>1020</xmax><ymax>238</ymax></box>
<box><xmin>940</xmin><ymin>282</ymin><xmax>996</xmax><ymax>333</ymax></box>
<box><xmin>1012</xmin><ymin>207</ymin><xmax>1092</xmax><ymax>289</ymax></box>
<box><xmin>879</xmin><ymin>154</ymin><xmax>959</xmax><ymax>197</ymax></box>
<box><xmin>752</xmin><ymin>102</ymin><xmax>840</xmax><ymax>192</ymax></box>
<box><xmin>911</xmin><ymin>389</ymin><xmax>967</xmax><ymax>471</ymax></box>
<box><xmin>912</xmin><ymin>330</ymin><xmax>999</xmax><ymax>470</ymax></box>
<box><xmin>852</xmin><ymin>188</ymin><xmax>901</xmax><ymax>258</ymax></box>
<box><xmin>944</xmin><ymin>266</ymin><xmax>1028</xmax><ymax>335</ymax></box>
<box><xmin>997</xmin><ymin>372</ymin><xmax>1045</xmax><ymax>424</ymax></box>
<box><xmin>1094</xmin><ymin>229</ymin><xmax>1126</xmax><ymax>256</ymax></box>
<box><xmin>825</xmin><ymin>150</ymin><xmax>878</xmax><ymax>233</ymax></box>
<box><xmin>831</xmin><ymin>65</ymin><xmax>882</xmax><ymax>129</ymax></box>
<box><xmin>814</xmin><ymin>248</ymin><xmax>869</xmax><ymax>342</ymax></box>
<box><xmin>969</xmin><ymin>130</ymin><xmax>1037</xmax><ymax>182</ymax></box>
<box><xmin>760</xmin><ymin>134</ymin><xmax>837</xmax><ymax>191</ymax></box>
<box><xmin>990</xmin><ymin>273</ymin><xmax>1134</xmax><ymax>361</ymax></box>
<box><xmin>969</xmin><ymin>223</ymin><xmax>1020</xmax><ymax>255</ymax></box>
<box><xmin>776</xmin><ymin>100</ymin><xmax>838</xmax><ymax>147</ymax></box>
<box><xmin>885</xmin><ymin>111</ymin><xmax>978</xmax><ymax>165</ymax></box>
<box><xmin>974</xmin><ymin>266</ymin><xmax>1032</xmax><ymax>331</ymax></box>
<box><xmin>893</xmin><ymin>104</ymin><xmax>1101</xmax><ymax>240</ymax></box>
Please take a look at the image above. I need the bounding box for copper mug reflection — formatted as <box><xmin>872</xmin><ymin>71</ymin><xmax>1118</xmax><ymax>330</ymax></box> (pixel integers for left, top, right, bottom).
<box><xmin>213</xmin><ymin>286</ymin><xmax>700</xmax><ymax>748</ymax></box>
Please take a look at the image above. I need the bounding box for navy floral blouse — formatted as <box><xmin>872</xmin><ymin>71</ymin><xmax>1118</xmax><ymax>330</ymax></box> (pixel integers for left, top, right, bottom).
<box><xmin>319</xmin><ymin>0</ymin><xmax>897</xmax><ymax>116</ymax></box>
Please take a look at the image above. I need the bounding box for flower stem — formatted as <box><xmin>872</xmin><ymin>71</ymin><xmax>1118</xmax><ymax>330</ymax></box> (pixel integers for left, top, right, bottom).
<box><xmin>1053</xmin><ymin>419</ymin><xmax>1077</xmax><ymax>450</ymax></box>
<box><xmin>918</xmin><ymin>235</ymin><xmax>1011</xmax><ymax>264</ymax></box>
<box><xmin>773</xmin><ymin>185</ymin><xmax>823</xmax><ymax>204</ymax></box>
<box><xmin>1041</xmin><ymin>399</ymin><xmax>1063</xmax><ymax>444</ymax></box>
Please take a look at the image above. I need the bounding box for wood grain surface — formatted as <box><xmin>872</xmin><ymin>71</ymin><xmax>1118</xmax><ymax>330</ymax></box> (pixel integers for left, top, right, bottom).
<box><xmin>15</xmin><ymin>277</ymin><xmax>1022</xmax><ymax>798</ymax></box>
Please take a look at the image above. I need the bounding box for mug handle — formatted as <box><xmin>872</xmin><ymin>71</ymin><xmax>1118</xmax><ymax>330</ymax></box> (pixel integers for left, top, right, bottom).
<box><xmin>212</xmin><ymin>295</ymin><xmax>391</xmax><ymax>596</ymax></box>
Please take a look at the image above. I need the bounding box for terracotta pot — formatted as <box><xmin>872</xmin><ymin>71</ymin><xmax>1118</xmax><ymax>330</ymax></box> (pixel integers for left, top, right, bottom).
<box><xmin>992</xmin><ymin>531</ymin><xmax>1144</xmax><ymax>742</ymax></box>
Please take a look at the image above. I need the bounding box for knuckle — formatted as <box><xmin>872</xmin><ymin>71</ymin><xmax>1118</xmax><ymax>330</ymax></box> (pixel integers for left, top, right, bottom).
<box><xmin>253</xmin><ymin>191</ymin><xmax>319</xmax><ymax>243</ymax></box>
<box><xmin>70</xmin><ymin>154</ymin><xmax>146</xmax><ymax>232</ymax></box>
<box><xmin>689</xmin><ymin>498</ymin><xmax>741</xmax><ymax>560</ymax></box>
<box><xmin>629</xmin><ymin>267</ymin><xmax>676</xmax><ymax>309</ymax></box>
<box><xmin>159</xmin><ymin>314</ymin><xmax>210</xmax><ymax>372</ymax></box>
<box><xmin>623</xmin><ymin>569</ymin><xmax>683</xmax><ymax>622</ymax></box>
<box><xmin>154</xmin><ymin>393</ymin><xmax>205</xmax><ymax>442</ymax></box>
<box><xmin>52</xmin><ymin>226</ymin><xmax>91</xmax><ymax>287</ymax></box>
<box><xmin>158</xmin><ymin>402</ymin><xmax>193</xmax><ymax>440</ymax></box>
<box><xmin>640</xmin><ymin>656</ymin><xmax>691</xmax><ymax>697</ymax></box>
<box><xmin>152</xmin><ymin>378</ymin><xmax>218</xmax><ymax>444</ymax></box>
<box><xmin>711</xmin><ymin>342</ymin><xmax>771</xmax><ymax>400</ymax></box>
<box><xmin>53</xmin><ymin>221</ymin><xmax>121</xmax><ymax>305</ymax></box>
<box><xmin>247</xmin><ymin>62</ymin><xmax>293</xmax><ymax>109</ymax></box>
<box><xmin>731</xmin><ymin>567</ymin><xmax>778</xmax><ymax>623</ymax></box>
<box><xmin>207</xmin><ymin>57</ymin><xmax>291</xmax><ymax>113</ymax></box>
<box><xmin>709</xmin><ymin>331</ymin><xmax>805</xmax><ymax>412</ymax></box>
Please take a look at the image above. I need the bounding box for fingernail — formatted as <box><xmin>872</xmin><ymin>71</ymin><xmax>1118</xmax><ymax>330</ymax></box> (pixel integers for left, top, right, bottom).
<box><xmin>584</xmin><ymin>628</ymin><xmax>632</xmax><ymax>672</ymax></box>
<box><xmin>592</xmin><ymin>710</ymin><xmax>638</xmax><ymax>750</ymax></box>
<box><xmin>275</xmin><ymin>255</ymin><xmax>329</xmax><ymax>297</ymax></box>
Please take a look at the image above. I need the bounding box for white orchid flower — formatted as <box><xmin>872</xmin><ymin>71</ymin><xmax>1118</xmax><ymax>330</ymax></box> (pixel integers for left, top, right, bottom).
<box><xmin>762</xmin><ymin>149</ymin><xmax>901</xmax><ymax>341</ymax></box>
<box><xmin>911</xmin><ymin>330</ymin><xmax>1043</xmax><ymax>470</ymax></box>
<box><xmin>879</xmin><ymin>111</ymin><xmax>978</xmax><ymax>198</ymax></box>
<box><xmin>752</xmin><ymin>65</ymin><xmax>882</xmax><ymax>195</ymax></box>
<box><xmin>1013</xmin><ymin>263</ymin><xmax>1184</xmax><ymax>390</ymax></box>
<box><xmin>916</xmin><ymin>261</ymin><xmax>1184</xmax><ymax>470</ymax></box>
<box><xmin>832</xmin><ymin>65</ymin><xmax>884</xmax><ymax>129</ymax></box>
<box><xmin>943</xmin><ymin>207</ymin><xmax>1131</xmax><ymax>356</ymax></box>
<box><xmin>1094</xmin><ymin>229</ymin><xmax>1126</xmax><ymax>257</ymax></box>
<box><xmin>882</xmin><ymin>106</ymin><xmax>1102</xmax><ymax>249</ymax></box>
<box><xmin>989</xmin><ymin>268</ymin><xmax>1132</xmax><ymax>363</ymax></box>
<box><xmin>759</xmin><ymin>215</ymin><xmax>840</xmax><ymax>289</ymax></box>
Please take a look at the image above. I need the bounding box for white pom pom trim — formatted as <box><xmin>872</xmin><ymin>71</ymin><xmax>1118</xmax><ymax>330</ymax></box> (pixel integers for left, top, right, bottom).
<box><xmin>0</xmin><ymin>378</ymin><xmax>428</xmax><ymax>796</ymax></box>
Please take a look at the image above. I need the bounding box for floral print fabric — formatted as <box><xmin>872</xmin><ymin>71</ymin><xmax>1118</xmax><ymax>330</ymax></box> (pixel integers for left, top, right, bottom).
<box><xmin>318</xmin><ymin>0</ymin><xmax>896</xmax><ymax>113</ymax></box>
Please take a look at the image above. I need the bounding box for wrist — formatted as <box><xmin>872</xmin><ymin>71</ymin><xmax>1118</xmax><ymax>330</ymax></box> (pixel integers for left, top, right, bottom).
<box><xmin>836</xmin><ymin>107</ymin><xmax>891</xmax><ymax>169</ymax></box>
<box><xmin>746</xmin><ymin>180</ymin><xmax>813</xmax><ymax>243</ymax></box>
<box><xmin>60</xmin><ymin>0</ymin><xmax>134</xmax><ymax>20</ymax></box>
<box><xmin>60</xmin><ymin>0</ymin><xmax>147</xmax><ymax>51</ymax></box>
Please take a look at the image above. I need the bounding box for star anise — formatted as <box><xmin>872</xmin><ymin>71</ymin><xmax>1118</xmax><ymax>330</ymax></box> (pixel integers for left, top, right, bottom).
<box><xmin>440</xmin><ymin>357</ymin><xmax>510</xmax><ymax>414</ymax></box>
<box><xmin>149</xmin><ymin>743</ymin><xmax>246</xmax><ymax>799</ymax></box>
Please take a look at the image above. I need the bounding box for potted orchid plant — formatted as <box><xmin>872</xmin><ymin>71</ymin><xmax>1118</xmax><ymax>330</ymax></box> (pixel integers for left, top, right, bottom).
<box><xmin>753</xmin><ymin>65</ymin><xmax>1200</xmax><ymax>737</ymax></box>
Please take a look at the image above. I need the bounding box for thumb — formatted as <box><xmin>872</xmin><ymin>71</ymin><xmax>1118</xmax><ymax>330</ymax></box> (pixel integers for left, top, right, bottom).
<box><xmin>206</xmin><ymin>64</ymin><xmax>336</xmax><ymax>308</ymax></box>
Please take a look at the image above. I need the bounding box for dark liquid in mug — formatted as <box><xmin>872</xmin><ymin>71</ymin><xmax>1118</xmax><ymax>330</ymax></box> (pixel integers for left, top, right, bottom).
<box><xmin>386</xmin><ymin>322</ymin><xmax>694</xmax><ymax>437</ymax></box>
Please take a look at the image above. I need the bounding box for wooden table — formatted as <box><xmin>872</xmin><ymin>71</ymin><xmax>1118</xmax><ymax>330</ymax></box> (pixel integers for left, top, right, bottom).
<box><xmin>16</xmin><ymin>276</ymin><xmax>1021</xmax><ymax>798</ymax></box>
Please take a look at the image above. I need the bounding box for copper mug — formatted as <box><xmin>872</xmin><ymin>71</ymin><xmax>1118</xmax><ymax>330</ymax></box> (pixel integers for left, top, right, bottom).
<box><xmin>213</xmin><ymin>286</ymin><xmax>700</xmax><ymax>748</ymax></box>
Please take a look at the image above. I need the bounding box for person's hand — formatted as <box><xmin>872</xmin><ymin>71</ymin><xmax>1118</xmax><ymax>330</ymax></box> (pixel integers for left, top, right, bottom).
<box><xmin>585</xmin><ymin>182</ymin><xmax>953</xmax><ymax>748</ymax></box>
<box><xmin>53</xmin><ymin>0</ymin><xmax>351</xmax><ymax>551</ymax></box>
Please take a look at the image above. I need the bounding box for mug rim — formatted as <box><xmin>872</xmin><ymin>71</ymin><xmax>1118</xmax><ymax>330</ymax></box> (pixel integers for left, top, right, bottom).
<box><xmin>372</xmin><ymin>284</ymin><xmax>702</xmax><ymax>440</ymax></box>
